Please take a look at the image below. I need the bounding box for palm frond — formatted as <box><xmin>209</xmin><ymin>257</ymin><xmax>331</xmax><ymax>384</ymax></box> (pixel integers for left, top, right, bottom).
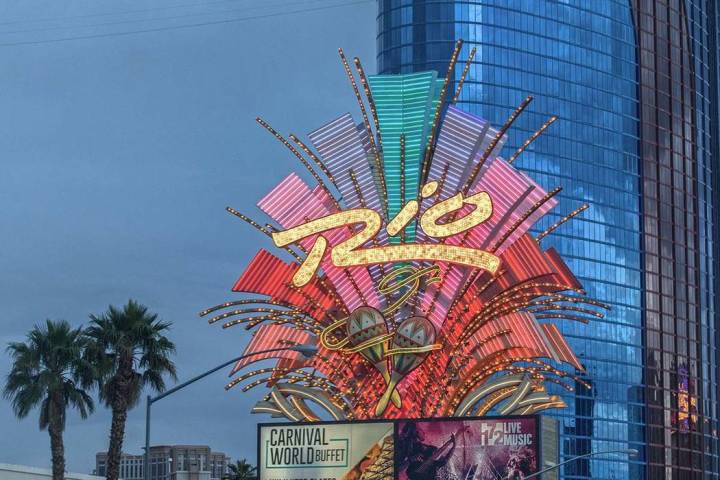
<box><xmin>4</xmin><ymin>319</ymin><xmax>93</xmax><ymax>431</ymax></box>
<box><xmin>85</xmin><ymin>300</ymin><xmax>177</xmax><ymax>407</ymax></box>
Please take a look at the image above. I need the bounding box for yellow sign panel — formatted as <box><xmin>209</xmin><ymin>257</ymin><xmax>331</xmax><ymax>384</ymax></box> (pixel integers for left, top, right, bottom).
<box><xmin>259</xmin><ymin>422</ymin><xmax>393</xmax><ymax>480</ymax></box>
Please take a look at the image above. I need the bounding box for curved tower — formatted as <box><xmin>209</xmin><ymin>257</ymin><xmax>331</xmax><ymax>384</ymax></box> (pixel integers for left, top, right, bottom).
<box><xmin>376</xmin><ymin>1</ymin><xmax>719</xmax><ymax>479</ymax></box>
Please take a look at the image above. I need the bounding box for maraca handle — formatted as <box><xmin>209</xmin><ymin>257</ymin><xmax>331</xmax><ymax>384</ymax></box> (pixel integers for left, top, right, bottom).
<box><xmin>380</xmin><ymin>369</ymin><xmax>402</xmax><ymax>408</ymax></box>
<box><xmin>375</xmin><ymin>378</ymin><xmax>398</xmax><ymax>417</ymax></box>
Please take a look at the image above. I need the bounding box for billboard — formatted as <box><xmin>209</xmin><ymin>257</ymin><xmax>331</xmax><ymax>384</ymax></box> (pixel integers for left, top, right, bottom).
<box><xmin>259</xmin><ymin>416</ymin><xmax>557</xmax><ymax>480</ymax></box>
<box><xmin>396</xmin><ymin>418</ymin><xmax>537</xmax><ymax>480</ymax></box>
<box><xmin>258</xmin><ymin>422</ymin><xmax>394</xmax><ymax>480</ymax></box>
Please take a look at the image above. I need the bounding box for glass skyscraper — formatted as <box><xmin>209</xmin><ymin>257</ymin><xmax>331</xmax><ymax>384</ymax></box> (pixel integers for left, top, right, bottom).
<box><xmin>376</xmin><ymin>1</ymin><xmax>719</xmax><ymax>479</ymax></box>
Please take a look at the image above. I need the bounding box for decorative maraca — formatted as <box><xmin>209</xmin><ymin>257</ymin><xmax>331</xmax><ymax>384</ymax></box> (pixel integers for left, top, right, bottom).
<box><xmin>346</xmin><ymin>306</ymin><xmax>401</xmax><ymax>409</ymax></box>
<box><xmin>375</xmin><ymin>315</ymin><xmax>437</xmax><ymax>416</ymax></box>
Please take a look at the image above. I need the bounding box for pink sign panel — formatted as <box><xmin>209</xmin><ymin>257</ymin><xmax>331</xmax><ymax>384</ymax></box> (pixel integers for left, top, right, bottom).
<box><xmin>396</xmin><ymin>417</ymin><xmax>539</xmax><ymax>480</ymax></box>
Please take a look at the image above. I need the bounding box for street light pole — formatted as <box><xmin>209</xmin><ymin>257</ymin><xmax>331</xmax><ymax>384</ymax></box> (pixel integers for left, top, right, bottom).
<box><xmin>142</xmin><ymin>345</ymin><xmax>317</xmax><ymax>480</ymax></box>
<box><xmin>524</xmin><ymin>448</ymin><xmax>638</xmax><ymax>479</ymax></box>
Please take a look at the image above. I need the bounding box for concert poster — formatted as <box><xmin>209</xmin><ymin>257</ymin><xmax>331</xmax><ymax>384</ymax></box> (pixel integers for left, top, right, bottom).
<box><xmin>395</xmin><ymin>418</ymin><xmax>539</xmax><ymax>480</ymax></box>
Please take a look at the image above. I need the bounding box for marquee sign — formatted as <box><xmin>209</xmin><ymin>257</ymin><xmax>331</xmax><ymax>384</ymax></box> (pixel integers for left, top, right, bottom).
<box><xmin>257</xmin><ymin>416</ymin><xmax>559</xmax><ymax>480</ymax></box>
<box><xmin>202</xmin><ymin>41</ymin><xmax>606</xmax><ymax>422</ymax></box>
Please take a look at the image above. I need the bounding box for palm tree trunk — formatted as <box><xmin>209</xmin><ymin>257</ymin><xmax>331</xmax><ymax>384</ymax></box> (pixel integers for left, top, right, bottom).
<box><xmin>48</xmin><ymin>417</ymin><xmax>65</xmax><ymax>480</ymax></box>
<box><xmin>106</xmin><ymin>355</ymin><xmax>134</xmax><ymax>480</ymax></box>
<box><xmin>105</xmin><ymin>402</ymin><xmax>128</xmax><ymax>480</ymax></box>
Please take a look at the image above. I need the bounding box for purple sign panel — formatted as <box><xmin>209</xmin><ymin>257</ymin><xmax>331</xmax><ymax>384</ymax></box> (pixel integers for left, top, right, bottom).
<box><xmin>396</xmin><ymin>418</ymin><xmax>539</xmax><ymax>480</ymax></box>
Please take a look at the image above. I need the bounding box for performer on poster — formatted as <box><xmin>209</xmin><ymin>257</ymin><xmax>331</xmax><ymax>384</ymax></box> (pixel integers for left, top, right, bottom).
<box><xmin>399</xmin><ymin>423</ymin><xmax>459</xmax><ymax>480</ymax></box>
<box><xmin>504</xmin><ymin>453</ymin><xmax>525</xmax><ymax>480</ymax></box>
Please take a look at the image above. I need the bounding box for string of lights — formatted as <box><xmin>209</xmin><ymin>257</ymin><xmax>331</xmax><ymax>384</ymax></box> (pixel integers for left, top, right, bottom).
<box><xmin>209</xmin><ymin>43</ymin><xmax>598</xmax><ymax>423</ymax></box>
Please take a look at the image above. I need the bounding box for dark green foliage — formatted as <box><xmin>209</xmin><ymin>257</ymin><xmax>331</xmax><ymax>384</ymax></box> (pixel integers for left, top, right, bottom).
<box><xmin>223</xmin><ymin>459</ymin><xmax>258</xmax><ymax>480</ymax></box>
<box><xmin>4</xmin><ymin>320</ymin><xmax>95</xmax><ymax>480</ymax></box>
<box><xmin>85</xmin><ymin>300</ymin><xmax>177</xmax><ymax>480</ymax></box>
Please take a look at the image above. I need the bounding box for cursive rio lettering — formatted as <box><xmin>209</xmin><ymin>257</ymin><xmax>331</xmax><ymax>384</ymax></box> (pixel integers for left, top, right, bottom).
<box><xmin>271</xmin><ymin>182</ymin><xmax>500</xmax><ymax>287</ymax></box>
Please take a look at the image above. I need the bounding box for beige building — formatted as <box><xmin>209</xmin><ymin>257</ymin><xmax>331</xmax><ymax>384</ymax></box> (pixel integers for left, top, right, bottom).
<box><xmin>95</xmin><ymin>446</ymin><xmax>229</xmax><ymax>480</ymax></box>
<box><xmin>0</xmin><ymin>464</ymin><xmax>103</xmax><ymax>480</ymax></box>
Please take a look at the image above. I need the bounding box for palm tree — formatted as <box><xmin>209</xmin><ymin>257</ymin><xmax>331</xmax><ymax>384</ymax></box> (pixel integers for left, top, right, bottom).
<box><xmin>85</xmin><ymin>300</ymin><xmax>176</xmax><ymax>480</ymax></box>
<box><xmin>4</xmin><ymin>320</ymin><xmax>95</xmax><ymax>480</ymax></box>
<box><xmin>223</xmin><ymin>460</ymin><xmax>257</xmax><ymax>480</ymax></box>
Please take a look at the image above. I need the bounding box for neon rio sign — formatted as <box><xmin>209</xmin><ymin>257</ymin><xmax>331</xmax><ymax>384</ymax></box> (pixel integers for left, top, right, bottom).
<box><xmin>203</xmin><ymin>41</ymin><xmax>606</xmax><ymax>430</ymax></box>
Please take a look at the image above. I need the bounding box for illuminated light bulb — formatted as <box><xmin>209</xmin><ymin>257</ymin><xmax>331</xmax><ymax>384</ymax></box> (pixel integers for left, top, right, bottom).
<box><xmin>421</xmin><ymin>181</ymin><xmax>439</xmax><ymax>198</ymax></box>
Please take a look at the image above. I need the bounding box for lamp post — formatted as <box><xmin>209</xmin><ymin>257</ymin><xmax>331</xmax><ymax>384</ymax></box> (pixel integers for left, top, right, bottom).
<box><xmin>142</xmin><ymin>344</ymin><xmax>317</xmax><ymax>480</ymax></box>
<box><xmin>524</xmin><ymin>448</ymin><xmax>639</xmax><ymax>479</ymax></box>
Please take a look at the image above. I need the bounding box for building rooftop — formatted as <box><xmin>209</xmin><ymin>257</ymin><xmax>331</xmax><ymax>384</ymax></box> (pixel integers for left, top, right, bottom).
<box><xmin>0</xmin><ymin>463</ymin><xmax>102</xmax><ymax>480</ymax></box>
<box><xmin>95</xmin><ymin>445</ymin><xmax>229</xmax><ymax>457</ymax></box>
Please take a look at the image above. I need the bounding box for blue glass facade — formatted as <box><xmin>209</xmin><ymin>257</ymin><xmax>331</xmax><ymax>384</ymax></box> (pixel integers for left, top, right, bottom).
<box><xmin>633</xmin><ymin>0</ymin><xmax>719</xmax><ymax>477</ymax></box>
<box><xmin>377</xmin><ymin>1</ymin><xmax>719</xmax><ymax>479</ymax></box>
<box><xmin>687</xmin><ymin>0</ymin><xmax>720</xmax><ymax>475</ymax></box>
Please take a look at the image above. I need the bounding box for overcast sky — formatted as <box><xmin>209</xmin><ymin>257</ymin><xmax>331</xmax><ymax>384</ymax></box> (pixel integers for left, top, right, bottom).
<box><xmin>0</xmin><ymin>0</ymin><xmax>375</xmax><ymax>473</ymax></box>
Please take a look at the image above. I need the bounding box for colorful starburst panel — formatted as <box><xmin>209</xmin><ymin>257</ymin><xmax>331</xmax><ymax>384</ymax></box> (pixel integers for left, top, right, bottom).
<box><xmin>201</xmin><ymin>41</ymin><xmax>607</xmax><ymax>422</ymax></box>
